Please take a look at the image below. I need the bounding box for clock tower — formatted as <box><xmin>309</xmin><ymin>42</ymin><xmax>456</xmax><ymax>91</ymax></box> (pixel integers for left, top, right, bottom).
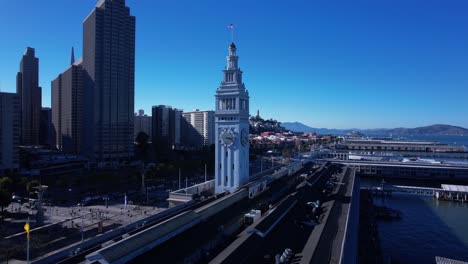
<box><xmin>215</xmin><ymin>42</ymin><xmax>250</xmax><ymax>194</ymax></box>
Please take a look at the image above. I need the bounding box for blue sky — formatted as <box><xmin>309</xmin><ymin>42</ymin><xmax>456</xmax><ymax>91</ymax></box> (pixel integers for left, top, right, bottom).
<box><xmin>1</xmin><ymin>0</ymin><xmax>467</xmax><ymax>129</ymax></box>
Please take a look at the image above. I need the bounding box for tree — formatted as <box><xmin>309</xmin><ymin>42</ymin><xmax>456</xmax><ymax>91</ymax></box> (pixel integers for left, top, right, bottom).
<box><xmin>135</xmin><ymin>131</ymin><xmax>150</xmax><ymax>146</ymax></box>
<box><xmin>282</xmin><ymin>148</ymin><xmax>291</xmax><ymax>158</ymax></box>
<box><xmin>0</xmin><ymin>177</ymin><xmax>13</xmax><ymax>191</ymax></box>
<box><xmin>26</xmin><ymin>180</ymin><xmax>41</xmax><ymax>194</ymax></box>
<box><xmin>295</xmin><ymin>140</ymin><xmax>305</xmax><ymax>152</ymax></box>
<box><xmin>135</xmin><ymin>131</ymin><xmax>151</xmax><ymax>161</ymax></box>
<box><xmin>0</xmin><ymin>188</ymin><xmax>11</xmax><ymax>213</ymax></box>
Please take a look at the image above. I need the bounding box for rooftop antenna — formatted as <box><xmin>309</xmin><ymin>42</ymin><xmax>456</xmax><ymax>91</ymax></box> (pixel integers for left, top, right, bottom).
<box><xmin>228</xmin><ymin>24</ymin><xmax>234</xmax><ymax>43</ymax></box>
<box><xmin>71</xmin><ymin>47</ymin><xmax>75</xmax><ymax>65</ymax></box>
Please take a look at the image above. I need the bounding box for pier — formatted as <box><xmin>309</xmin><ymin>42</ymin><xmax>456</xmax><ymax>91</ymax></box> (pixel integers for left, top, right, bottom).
<box><xmin>329</xmin><ymin>159</ymin><xmax>468</xmax><ymax>181</ymax></box>
<box><xmin>366</xmin><ymin>184</ymin><xmax>468</xmax><ymax>203</ymax></box>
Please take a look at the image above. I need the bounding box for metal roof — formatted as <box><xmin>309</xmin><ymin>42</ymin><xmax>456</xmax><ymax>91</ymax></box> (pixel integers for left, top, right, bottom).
<box><xmin>86</xmin><ymin>211</ymin><xmax>201</xmax><ymax>264</ymax></box>
<box><xmin>441</xmin><ymin>184</ymin><xmax>468</xmax><ymax>193</ymax></box>
<box><xmin>252</xmin><ymin>195</ymin><xmax>297</xmax><ymax>237</ymax></box>
<box><xmin>435</xmin><ymin>256</ymin><xmax>468</xmax><ymax>264</ymax></box>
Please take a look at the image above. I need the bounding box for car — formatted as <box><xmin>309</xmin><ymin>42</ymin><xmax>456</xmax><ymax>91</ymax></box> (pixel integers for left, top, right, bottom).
<box><xmin>12</xmin><ymin>195</ymin><xmax>25</xmax><ymax>203</ymax></box>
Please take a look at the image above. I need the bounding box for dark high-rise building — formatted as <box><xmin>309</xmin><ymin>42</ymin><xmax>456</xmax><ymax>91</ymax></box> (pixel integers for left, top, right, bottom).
<box><xmin>40</xmin><ymin>107</ymin><xmax>53</xmax><ymax>147</ymax></box>
<box><xmin>17</xmin><ymin>47</ymin><xmax>42</xmax><ymax>146</ymax></box>
<box><xmin>0</xmin><ymin>92</ymin><xmax>20</xmax><ymax>176</ymax></box>
<box><xmin>152</xmin><ymin>105</ymin><xmax>181</xmax><ymax>149</ymax></box>
<box><xmin>82</xmin><ymin>0</ymin><xmax>136</xmax><ymax>161</ymax></box>
<box><xmin>52</xmin><ymin>54</ymin><xmax>83</xmax><ymax>154</ymax></box>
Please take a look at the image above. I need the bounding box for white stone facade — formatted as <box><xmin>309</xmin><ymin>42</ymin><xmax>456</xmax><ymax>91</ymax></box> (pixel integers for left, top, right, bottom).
<box><xmin>215</xmin><ymin>43</ymin><xmax>250</xmax><ymax>194</ymax></box>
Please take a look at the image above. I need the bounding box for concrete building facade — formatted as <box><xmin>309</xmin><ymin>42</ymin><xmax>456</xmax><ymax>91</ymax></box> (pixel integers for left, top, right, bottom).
<box><xmin>82</xmin><ymin>0</ymin><xmax>136</xmax><ymax>161</ymax></box>
<box><xmin>134</xmin><ymin>109</ymin><xmax>152</xmax><ymax>141</ymax></box>
<box><xmin>17</xmin><ymin>47</ymin><xmax>42</xmax><ymax>146</ymax></box>
<box><xmin>0</xmin><ymin>92</ymin><xmax>20</xmax><ymax>176</ymax></box>
<box><xmin>182</xmin><ymin>110</ymin><xmax>214</xmax><ymax>148</ymax></box>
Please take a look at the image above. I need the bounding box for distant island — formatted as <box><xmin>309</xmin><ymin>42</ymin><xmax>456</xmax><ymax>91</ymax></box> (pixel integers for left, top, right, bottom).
<box><xmin>281</xmin><ymin>123</ymin><xmax>468</xmax><ymax>136</ymax></box>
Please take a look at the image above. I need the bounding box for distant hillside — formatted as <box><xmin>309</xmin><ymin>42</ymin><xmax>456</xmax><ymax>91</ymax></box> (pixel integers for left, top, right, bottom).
<box><xmin>382</xmin><ymin>124</ymin><xmax>468</xmax><ymax>135</ymax></box>
<box><xmin>282</xmin><ymin>122</ymin><xmax>350</xmax><ymax>135</ymax></box>
<box><xmin>282</xmin><ymin>122</ymin><xmax>468</xmax><ymax>136</ymax></box>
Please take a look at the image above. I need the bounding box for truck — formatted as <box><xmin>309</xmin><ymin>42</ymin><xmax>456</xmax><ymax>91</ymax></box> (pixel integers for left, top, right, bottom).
<box><xmin>244</xmin><ymin>210</ymin><xmax>262</xmax><ymax>226</ymax></box>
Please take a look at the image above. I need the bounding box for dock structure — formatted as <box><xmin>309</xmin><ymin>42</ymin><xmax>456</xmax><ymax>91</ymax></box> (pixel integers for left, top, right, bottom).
<box><xmin>328</xmin><ymin>159</ymin><xmax>468</xmax><ymax>181</ymax></box>
<box><xmin>368</xmin><ymin>185</ymin><xmax>441</xmax><ymax>196</ymax></box>
<box><xmin>436</xmin><ymin>184</ymin><xmax>468</xmax><ymax>202</ymax></box>
<box><xmin>367</xmin><ymin>184</ymin><xmax>468</xmax><ymax>203</ymax></box>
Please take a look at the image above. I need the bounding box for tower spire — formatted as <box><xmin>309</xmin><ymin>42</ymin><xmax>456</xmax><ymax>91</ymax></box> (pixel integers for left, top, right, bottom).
<box><xmin>71</xmin><ymin>47</ymin><xmax>75</xmax><ymax>65</ymax></box>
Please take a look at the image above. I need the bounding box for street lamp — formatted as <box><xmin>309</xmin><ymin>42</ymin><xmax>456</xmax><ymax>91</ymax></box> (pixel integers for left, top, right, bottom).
<box><xmin>260</xmin><ymin>156</ymin><xmax>263</xmax><ymax>172</ymax></box>
<box><xmin>104</xmin><ymin>196</ymin><xmax>109</xmax><ymax>208</ymax></box>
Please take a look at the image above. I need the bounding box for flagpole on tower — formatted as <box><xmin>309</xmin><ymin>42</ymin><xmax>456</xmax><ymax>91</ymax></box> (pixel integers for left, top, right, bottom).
<box><xmin>228</xmin><ymin>24</ymin><xmax>234</xmax><ymax>43</ymax></box>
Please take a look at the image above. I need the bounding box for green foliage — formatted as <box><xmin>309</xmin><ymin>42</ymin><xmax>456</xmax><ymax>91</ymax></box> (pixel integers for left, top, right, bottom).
<box><xmin>135</xmin><ymin>131</ymin><xmax>150</xmax><ymax>146</ymax></box>
<box><xmin>282</xmin><ymin>148</ymin><xmax>291</xmax><ymax>158</ymax></box>
<box><xmin>0</xmin><ymin>188</ymin><xmax>11</xmax><ymax>212</ymax></box>
<box><xmin>0</xmin><ymin>177</ymin><xmax>13</xmax><ymax>191</ymax></box>
<box><xmin>26</xmin><ymin>180</ymin><xmax>41</xmax><ymax>193</ymax></box>
<box><xmin>17</xmin><ymin>177</ymin><xmax>29</xmax><ymax>189</ymax></box>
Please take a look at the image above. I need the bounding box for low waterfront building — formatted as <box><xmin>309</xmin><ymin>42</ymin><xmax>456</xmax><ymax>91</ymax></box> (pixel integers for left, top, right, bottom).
<box><xmin>317</xmin><ymin>150</ymin><xmax>349</xmax><ymax>160</ymax></box>
<box><xmin>435</xmin><ymin>184</ymin><xmax>468</xmax><ymax>202</ymax></box>
<box><xmin>341</xmin><ymin>139</ymin><xmax>465</xmax><ymax>153</ymax></box>
<box><xmin>336</xmin><ymin>160</ymin><xmax>468</xmax><ymax>181</ymax></box>
<box><xmin>19</xmin><ymin>146</ymin><xmax>87</xmax><ymax>179</ymax></box>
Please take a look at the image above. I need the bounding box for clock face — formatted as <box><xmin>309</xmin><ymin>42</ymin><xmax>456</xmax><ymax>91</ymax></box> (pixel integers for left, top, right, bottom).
<box><xmin>220</xmin><ymin>129</ymin><xmax>236</xmax><ymax>146</ymax></box>
<box><xmin>241</xmin><ymin>129</ymin><xmax>249</xmax><ymax>146</ymax></box>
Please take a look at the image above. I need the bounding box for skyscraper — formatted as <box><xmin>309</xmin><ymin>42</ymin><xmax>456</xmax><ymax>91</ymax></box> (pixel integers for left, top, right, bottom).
<box><xmin>214</xmin><ymin>43</ymin><xmax>250</xmax><ymax>193</ymax></box>
<box><xmin>17</xmin><ymin>47</ymin><xmax>42</xmax><ymax>146</ymax></box>
<box><xmin>152</xmin><ymin>105</ymin><xmax>182</xmax><ymax>148</ymax></box>
<box><xmin>0</xmin><ymin>92</ymin><xmax>20</xmax><ymax>176</ymax></box>
<box><xmin>40</xmin><ymin>107</ymin><xmax>53</xmax><ymax>147</ymax></box>
<box><xmin>82</xmin><ymin>0</ymin><xmax>136</xmax><ymax>161</ymax></box>
<box><xmin>52</xmin><ymin>54</ymin><xmax>83</xmax><ymax>154</ymax></box>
